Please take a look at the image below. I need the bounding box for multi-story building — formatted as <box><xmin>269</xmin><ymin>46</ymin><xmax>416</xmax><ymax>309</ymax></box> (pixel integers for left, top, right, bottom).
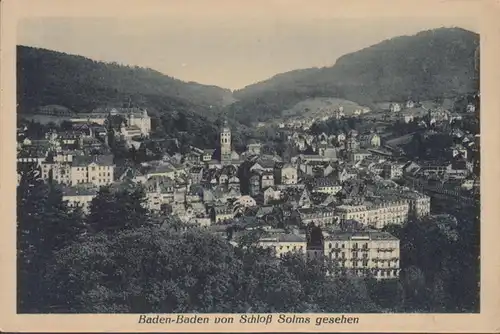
<box><xmin>382</xmin><ymin>162</ymin><xmax>404</xmax><ymax>180</ymax></box>
<box><xmin>257</xmin><ymin>233</ymin><xmax>307</xmax><ymax>258</ymax></box>
<box><xmin>298</xmin><ymin>207</ymin><xmax>336</xmax><ymax>227</ymax></box>
<box><xmin>70</xmin><ymin>155</ymin><xmax>115</xmax><ymax>187</ymax></box>
<box><xmin>61</xmin><ymin>184</ymin><xmax>99</xmax><ymax>214</ymax></box>
<box><xmin>324</xmin><ymin>231</ymin><xmax>400</xmax><ymax>280</ymax></box>
<box><xmin>335</xmin><ymin>199</ymin><xmax>410</xmax><ymax>229</ymax></box>
<box><xmin>70</xmin><ymin>107</ymin><xmax>151</xmax><ymax>136</ymax></box>
<box><xmin>311</xmin><ymin>177</ymin><xmax>342</xmax><ymax>195</ymax></box>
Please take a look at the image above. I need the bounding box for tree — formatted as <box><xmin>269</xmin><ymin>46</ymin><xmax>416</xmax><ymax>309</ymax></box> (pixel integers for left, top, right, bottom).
<box><xmin>87</xmin><ymin>185</ymin><xmax>148</xmax><ymax>234</ymax></box>
<box><xmin>17</xmin><ymin>171</ymin><xmax>86</xmax><ymax>312</ymax></box>
<box><xmin>41</xmin><ymin>222</ymin><xmax>385</xmax><ymax>313</ymax></box>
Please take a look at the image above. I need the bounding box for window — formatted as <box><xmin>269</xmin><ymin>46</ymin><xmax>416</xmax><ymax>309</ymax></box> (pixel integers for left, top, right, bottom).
<box><xmin>92</xmin><ymin>167</ymin><xmax>96</xmax><ymax>171</ymax></box>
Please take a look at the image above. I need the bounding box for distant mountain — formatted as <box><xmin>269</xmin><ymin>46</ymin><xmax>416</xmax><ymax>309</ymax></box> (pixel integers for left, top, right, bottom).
<box><xmin>17</xmin><ymin>45</ymin><xmax>234</xmax><ymax>115</ymax></box>
<box><xmin>230</xmin><ymin>27</ymin><xmax>479</xmax><ymax>125</ymax></box>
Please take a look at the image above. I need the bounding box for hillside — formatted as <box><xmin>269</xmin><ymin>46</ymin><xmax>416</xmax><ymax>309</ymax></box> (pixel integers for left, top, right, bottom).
<box><xmin>17</xmin><ymin>46</ymin><xmax>234</xmax><ymax>115</ymax></box>
<box><xmin>17</xmin><ymin>46</ymin><xmax>240</xmax><ymax>148</ymax></box>
<box><xmin>231</xmin><ymin>27</ymin><xmax>479</xmax><ymax>125</ymax></box>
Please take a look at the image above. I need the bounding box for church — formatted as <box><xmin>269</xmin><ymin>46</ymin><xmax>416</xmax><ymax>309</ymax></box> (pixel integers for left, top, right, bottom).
<box><xmin>217</xmin><ymin>120</ymin><xmax>240</xmax><ymax>165</ymax></box>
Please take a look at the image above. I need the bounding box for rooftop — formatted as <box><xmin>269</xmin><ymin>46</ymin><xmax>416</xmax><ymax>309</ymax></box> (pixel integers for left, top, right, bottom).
<box><xmin>325</xmin><ymin>230</ymin><xmax>399</xmax><ymax>241</ymax></box>
<box><xmin>72</xmin><ymin>154</ymin><xmax>114</xmax><ymax>167</ymax></box>
<box><xmin>259</xmin><ymin>233</ymin><xmax>306</xmax><ymax>243</ymax></box>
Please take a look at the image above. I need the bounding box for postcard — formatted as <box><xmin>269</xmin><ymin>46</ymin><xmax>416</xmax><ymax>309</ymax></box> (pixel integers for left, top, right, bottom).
<box><xmin>1</xmin><ymin>0</ymin><xmax>499</xmax><ymax>332</ymax></box>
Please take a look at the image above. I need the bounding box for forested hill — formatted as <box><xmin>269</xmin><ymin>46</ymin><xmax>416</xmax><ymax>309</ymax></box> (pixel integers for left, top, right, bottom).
<box><xmin>230</xmin><ymin>27</ymin><xmax>479</xmax><ymax>125</ymax></box>
<box><xmin>17</xmin><ymin>45</ymin><xmax>235</xmax><ymax>115</ymax></box>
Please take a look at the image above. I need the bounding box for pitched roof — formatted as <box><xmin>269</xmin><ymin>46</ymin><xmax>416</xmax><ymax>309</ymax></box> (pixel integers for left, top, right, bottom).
<box><xmin>72</xmin><ymin>154</ymin><xmax>114</xmax><ymax>167</ymax></box>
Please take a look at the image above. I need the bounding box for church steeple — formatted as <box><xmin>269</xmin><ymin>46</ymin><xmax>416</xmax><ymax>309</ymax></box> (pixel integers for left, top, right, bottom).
<box><xmin>220</xmin><ymin>118</ymin><xmax>232</xmax><ymax>164</ymax></box>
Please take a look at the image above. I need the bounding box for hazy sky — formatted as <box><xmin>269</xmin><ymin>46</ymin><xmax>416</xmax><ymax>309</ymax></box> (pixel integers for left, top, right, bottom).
<box><xmin>17</xmin><ymin>15</ymin><xmax>477</xmax><ymax>90</ymax></box>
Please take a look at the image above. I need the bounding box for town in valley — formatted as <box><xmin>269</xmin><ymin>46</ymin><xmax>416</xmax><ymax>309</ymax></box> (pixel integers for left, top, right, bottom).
<box><xmin>16</xmin><ymin>25</ymin><xmax>480</xmax><ymax>314</ymax></box>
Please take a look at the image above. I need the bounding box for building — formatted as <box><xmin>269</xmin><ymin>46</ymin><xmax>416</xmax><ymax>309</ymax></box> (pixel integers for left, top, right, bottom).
<box><xmin>345</xmin><ymin>137</ymin><xmax>360</xmax><ymax>151</ymax></box>
<box><xmin>349</xmin><ymin>150</ymin><xmax>372</xmax><ymax>163</ymax></box>
<box><xmin>359</xmin><ymin>133</ymin><xmax>381</xmax><ymax>148</ymax></box>
<box><xmin>298</xmin><ymin>207</ymin><xmax>336</xmax><ymax>227</ymax></box>
<box><xmin>279</xmin><ymin>164</ymin><xmax>298</xmax><ymax>185</ymax></box>
<box><xmin>382</xmin><ymin>162</ymin><xmax>404</xmax><ymax>180</ymax></box>
<box><xmin>262</xmin><ymin>186</ymin><xmax>282</xmax><ymax>204</ymax></box>
<box><xmin>40</xmin><ymin>161</ymin><xmax>72</xmax><ymax>185</ymax></box>
<box><xmin>189</xmin><ymin>166</ymin><xmax>204</xmax><ymax>184</ymax></box>
<box><xmin>250</xmin><ymin>159</ymin><xmax>275</xmax><ymax>174</ymax></box>
<box><xmin>211</xmin><ymin>204</ymin><xmax>233</xmax><ymax>223</ymax></box>
<box><xmin>121</xmin><ymin>125</ymin><xmax>143</xmax><ymax>140</ymax></box>
<box><xmin>220</xmin><ymin>120</ymin><xmax>232</xmax><ymax>164</ymax></box>
<box><xmin>404</xmin><ymin>192</ymin><xmax>431</xmax><ymax>218</ymax></box>
<box><xmin>389</xmin><ymin>103</ymin><xmax>402</xmax><ymax>113</ymax></box>
<box><xmin>257</xmin><ymin>233</ymin><xmax>307</xmax><ymax>258</ymax></box>
<box><xmin>202</xmin><ymin>149</ymin><xmax>215</xmax><ymax>162</ymax></box>
<box><xmin>260</xmin><ymin>172</ymin><xmax>275</xmax><ymax>190</ymax></box>
<box><xmin>335</xmin><ymin>199</ymin><xmax>410</xmax><ymax>229</ymax></box>
<box><xmin>143</xmin><ymin>177</ymin><xmax>175</xmax><ymax>211</ymax></box>
<box><xmin>249</xmin><ymin>174</ymin><xmax>261</xmax><ymax>196</ymax></box>
<box><xmin>70</xmin><ymin>155</ymin><xmax>115</xmax><ymax>187</ymax></box>
<box><xmin>61</xmin><ymin>184</ymin><xmax>99</xmax><ymax>214</ymax></box>
<box><xmin>71</xmin><ymin>107</ymin><xmax>152</xmax><ymax>136</ymax></box>
<box><xmin>247</xmin><ymin>142</ymin><xmax>262</xmax><ymax>155</ymax></box>
<box><xmin>324</xmin><ymin>231</ymin><xmax>400</xmax><ymax>280</ymax></box>
<box><xmin>311</xmin><ymin>177</ymin><xmax>342</xmax><ymax>195</ymax></box>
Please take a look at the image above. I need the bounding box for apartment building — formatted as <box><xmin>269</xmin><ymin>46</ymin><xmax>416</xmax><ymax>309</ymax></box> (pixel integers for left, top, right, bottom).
<box><xmin>324</xmin><ymin>231</ymin><xmax>400</xmax><ymax>280</ymax></box>
<box><xmin>376</xmin><ymin>189</ymin><xmax>431</xmax><ymax>219</ymax></box>
<box><xmin>335</xmin><ymin>199</ymin><xmax>410</xmax><ymax>229</ymax></box>
<box><xmin>298</xmin><ymin>207</ymin><xmax>336</xmax><ymax>227</ymax></box>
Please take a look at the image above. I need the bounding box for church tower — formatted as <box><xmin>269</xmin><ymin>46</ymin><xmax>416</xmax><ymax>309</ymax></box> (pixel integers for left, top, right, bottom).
<box><xmin>220</xmin><ymin>120</ymin><xmax>232</xmax><ymax>164</ymax></box>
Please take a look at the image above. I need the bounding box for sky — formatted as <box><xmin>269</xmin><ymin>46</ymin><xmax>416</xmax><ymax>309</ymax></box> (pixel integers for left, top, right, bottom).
<box><xmin>17</xmin><ymin>13</ymin><xmax>478</xmax><ymax>90</ymax></box>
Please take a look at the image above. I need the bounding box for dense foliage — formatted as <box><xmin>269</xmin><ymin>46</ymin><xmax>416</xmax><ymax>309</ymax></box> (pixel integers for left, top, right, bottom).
<box><xmin>17</xmin><ymin>46</ymin><xmax>233</xmax><ymax>113</ymax></box>
<box><xmin>382</xmin><ymin>200</ymin><xmax>480</xmax><ymax>312</ymax></box>
<box><xmin>232</xmin><ymin>28</ymin><xmax>479</xmax><ymax>124</ymax></box>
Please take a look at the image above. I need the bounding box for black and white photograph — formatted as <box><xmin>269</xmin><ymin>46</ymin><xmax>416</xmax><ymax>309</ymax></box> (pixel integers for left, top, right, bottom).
<box><xmin>2</xmin><ymin>0</ymin><xmax>498</xmax><ymax>332</ymax></box>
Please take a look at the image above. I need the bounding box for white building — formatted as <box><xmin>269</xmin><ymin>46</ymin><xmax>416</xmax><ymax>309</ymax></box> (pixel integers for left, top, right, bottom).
<box><xmin>324</xmin><ymin>231</ymin><xmax>400</xmax><ymax>280</ymax></box>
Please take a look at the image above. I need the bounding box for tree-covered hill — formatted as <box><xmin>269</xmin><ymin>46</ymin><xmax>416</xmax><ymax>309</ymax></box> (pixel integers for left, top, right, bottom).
<box><xmin>230</xmin><ymin>27</ymin><xmax>479</xmax><ymax>125</ymax></box>
<box><xmin>17</xmin><ymin>46</ymin><xmax>241</xmax><ymax>148</ymax></box>
<box><xmin>17</xmin><ymin>45</ymin><xmax>234</xmax><ymax>115</ymax></box>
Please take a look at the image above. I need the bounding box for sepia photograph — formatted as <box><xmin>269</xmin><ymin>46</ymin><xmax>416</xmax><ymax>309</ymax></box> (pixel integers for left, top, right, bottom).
<box><xmin>1</xmin><ymin>0</ymin><xmax>499</xmax><ymax>332</ymax></box>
